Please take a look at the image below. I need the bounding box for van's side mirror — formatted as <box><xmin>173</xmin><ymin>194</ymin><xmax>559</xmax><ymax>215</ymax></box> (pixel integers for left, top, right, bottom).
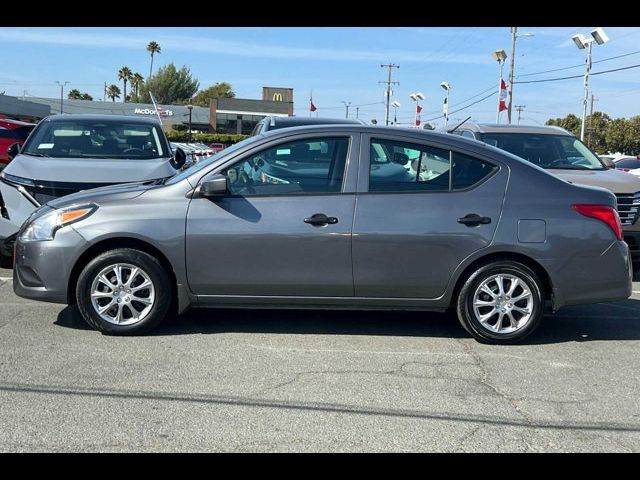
<box><xmin>7</xmin><ymin>143</ymin><xmax>21</xmax><ymax>162</ymax></box>
<box><xmin>172</xmin><ymin>147</ymin><xmax>187</xmax><ymax>170</ymax></box>
<box><xmin>199</xmin><ymin>174</ymin><xmax>229</xmax><ymax>197</ymax></box>
<box><xmin>601</xmin><ymin>158</ymin><xmax>615</xmax><ymax>169</ymax></box>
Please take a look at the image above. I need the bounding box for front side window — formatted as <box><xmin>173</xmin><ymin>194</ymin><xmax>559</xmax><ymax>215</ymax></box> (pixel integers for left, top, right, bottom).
<box><xmin>22</xmin><ymin>120</ymin><xmax>168</xmax><ymax>159</ymax></box>
<box><xmin>221</xmin><ymin>137</ymin><xmax>350</xmax><ymax>196</ymax></box>
<box><xmin>369</xmin><ymin>138</ymin><xmax>450</xmax><ymax>192</ymax></box>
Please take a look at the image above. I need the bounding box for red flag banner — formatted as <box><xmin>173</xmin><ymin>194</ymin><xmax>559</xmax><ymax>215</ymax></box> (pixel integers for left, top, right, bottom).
<box><xmin>499</xmin><ymin>79</ymin><xmax>508</xmax><ymax>112</ymax></box>
<box><xmin>416</xmin><ymin>104</ymin><xmax>423</xmax><ymax>113</ymax></box>
<box><xmin>310</xmin><ymin>99</ymin><xmax>317</xmax><ymax>112</ymax></box>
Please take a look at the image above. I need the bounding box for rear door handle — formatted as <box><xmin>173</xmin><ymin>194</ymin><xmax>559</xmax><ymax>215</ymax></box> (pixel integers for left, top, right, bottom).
<box><xmin>304</xmin><ymin>213</ymin><xmax>338</xmax><ymax>226</ymax></box>
<box><xmin>458</xmin><ymin>213</ymin><xmax>491</xmax><ymax>226</ymax></box>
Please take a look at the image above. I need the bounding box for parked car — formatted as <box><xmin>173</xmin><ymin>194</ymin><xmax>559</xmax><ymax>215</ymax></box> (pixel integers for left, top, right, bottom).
<box><xmin>612</xmin><ymin>156</ymin><xmax>640</xmax><ymax>178</ymax></box>
<box><xmin>0</xmin><ymin>118</ymin><xmax>36</xmax><ymax>167</ymax></box>
<box><xmin>0</xmin><ymin>114</ymin><xmax>186</xmax><ymax>267</ymax></box>
<box><xmin>13</xmin><ymin>125</ymin><xmax>632</xmax><ymax>343</ymax></box>
<box><xmin>251</xmin><ymin>115</ymin><xmax>366</xmax><ymax>136</ymax></box>
<box><xmin>447</xmin><ymin>122</ymin><xmax>640</xmax><ymax>270</ymax></box>
<box><xmin>208</xmin><ymin>142</ymin><xmax>226</xmax><ymax>154</ymax></box>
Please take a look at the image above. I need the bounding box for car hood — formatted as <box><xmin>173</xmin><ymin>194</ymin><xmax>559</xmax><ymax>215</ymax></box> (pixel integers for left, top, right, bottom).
<box><xmin>45</xmin><ymin>180</ymin><xmax>159</xmax><ymax>209</ymax></box>
<box><xmin>5</xmin><ymin>153</ymin><xmax>176</xmax><ymax>184</ymax></box>
<box><xmin>549</xmin><ymin>168</ymin><xmax>640</xmax><ymax>194</ymax></box>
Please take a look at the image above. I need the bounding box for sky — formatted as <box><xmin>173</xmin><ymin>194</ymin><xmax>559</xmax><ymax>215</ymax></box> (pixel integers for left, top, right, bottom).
<box><xmin>0</xmin><ymin>26</ymin><xmax>639</xmax><ymax>128</ymax></box>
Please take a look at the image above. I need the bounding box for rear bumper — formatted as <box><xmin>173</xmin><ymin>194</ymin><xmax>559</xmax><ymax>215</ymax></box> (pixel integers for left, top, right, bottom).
<box><xmin>544</xmin><ymin>240</ymin><xmax>633</xmax><ymax>309</ymax></box>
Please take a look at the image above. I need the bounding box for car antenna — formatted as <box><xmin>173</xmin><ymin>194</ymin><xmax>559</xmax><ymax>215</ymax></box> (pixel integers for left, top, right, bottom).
<box><xmin>448</xmin><ymin>116</ymin><xmax>471</xmax><ymax>134</ymax></box>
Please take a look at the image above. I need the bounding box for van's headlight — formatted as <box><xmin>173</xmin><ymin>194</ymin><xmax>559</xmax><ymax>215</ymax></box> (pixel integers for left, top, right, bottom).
<box><xmin>19</xmin><ymin>204</ymin><xmax>97</xmax><ymax>242</ymax></box>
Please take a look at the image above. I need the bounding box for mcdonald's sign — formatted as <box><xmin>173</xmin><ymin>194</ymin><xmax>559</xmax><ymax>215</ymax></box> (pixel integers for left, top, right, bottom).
<box><xmin>272</xmin><ymin>92</ymin><xmax>283</xmax><ymax>102</ymax></box>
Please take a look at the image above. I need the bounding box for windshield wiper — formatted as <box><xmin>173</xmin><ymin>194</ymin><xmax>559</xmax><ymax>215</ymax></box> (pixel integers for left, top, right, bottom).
<box><xmin>22</xmin><ymin>152</ymin><xmax>51</xmax><ymax>158</ymax></box>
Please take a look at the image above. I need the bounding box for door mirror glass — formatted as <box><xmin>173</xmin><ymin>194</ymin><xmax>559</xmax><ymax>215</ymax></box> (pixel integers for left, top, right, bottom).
<box><xmin>7</xmin><ymin>143</ymin><xmax>21</xmax><ymax>162</ymax></box>
<box><xmin>200</xmin><ymin>174</ymin><xmax>229</xmax><ymax>197</ymax></box>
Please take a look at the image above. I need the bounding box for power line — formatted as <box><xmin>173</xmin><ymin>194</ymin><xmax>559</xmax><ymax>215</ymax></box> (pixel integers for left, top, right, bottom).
<box><xmin>517</xmin><ymin>50</ymin><xmax>640</xmax><ymax>78</ymax></box>
<box><xmin>514</xmin><ymin>63</ymin><xmax>640</xmax><ymax>84</ymax></box>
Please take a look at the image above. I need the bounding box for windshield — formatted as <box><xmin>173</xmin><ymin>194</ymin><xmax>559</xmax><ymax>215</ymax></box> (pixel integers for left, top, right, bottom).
<box><xmin>22</xmin><ymin>119</ymin><xmax>170</xmax><ymax>160</ymax></box>
<box><xmin>479</xmin><ymin>133</ymin><xmax>605</xmax><ymax>170</ymax></box>
<box><xmin>165</xmin><ymin>135</ymin><xmax>259</xmax><ymax>185</ymax></box>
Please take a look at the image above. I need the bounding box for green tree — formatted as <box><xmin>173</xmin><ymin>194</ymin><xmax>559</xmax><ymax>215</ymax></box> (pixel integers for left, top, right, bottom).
<box><xmin>137</xmin><ymin>63</ymin><xmax>199</xmax><ymax>105</ymax></box>
<box><xmin>191</xmin><ymin>82</ymin><xmax>236</xmax><ymax>107</ymax></box>
<box><xmin>545</xmin><ymin>113</ymin><xmax>581</xmax><ymax>137</ymax></box>
<box><xmin>67</xmin><ymin>89</ymin><xmax>93</xmax><ymax>100</ymax></box>
<box><xmin>131</xmin><ymin>72</ymin><xmax>144</xmax><ymax>98</ymax></box>
<box><xmin>146</xmin><ymin>41</ymin><xmax>161</xmax><ymax>79</ymax></box>
<box><xmin>604</xmin><ymin>117</ymin><xmax>640</xmax><ymax>154</ymax></box>
<box><xmin>118</xmin><ymin>66</ymin><xmax>133</xmax><ymax>103</ymax></box>
<box><xmin>106</xmin><ymin>84</ymin><xmax>121</xmax><ymax>102</ymax></box>
<box><xmin>584</xmin><ymin>111</ymin><xmax>611</xmax><ymax>153</ymax></box>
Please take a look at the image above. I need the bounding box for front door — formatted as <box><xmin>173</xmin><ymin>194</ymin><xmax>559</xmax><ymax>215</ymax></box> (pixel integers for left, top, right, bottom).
<box><xmin>186</xmin><ymin>134</ymin><xmax>357</xmax><ymax>297</ymax></box>
<box><xmin>353</xmin><ymin>135</ymin><xmax>508</xmax><ymax>298</ymax></box>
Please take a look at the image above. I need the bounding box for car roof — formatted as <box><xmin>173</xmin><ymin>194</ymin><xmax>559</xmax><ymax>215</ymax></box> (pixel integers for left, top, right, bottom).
<box><xmin>0</xmin><ymin>118</ymin><xmax>37</xmax><ymax>128</ymax></box>
<box><xmin>449</xmin><ymin>121</ymin><xmax>572</xmax><ymax>136</ymax></box>
<box><xmin>41</xmin><ymin>114</ymin><xmax>162</xmax><ymax>125</ymax></box>
<box><xmin>262</xmin><ymin>116</ymin><xmax>365</xmax><ymax>127</ymax></box>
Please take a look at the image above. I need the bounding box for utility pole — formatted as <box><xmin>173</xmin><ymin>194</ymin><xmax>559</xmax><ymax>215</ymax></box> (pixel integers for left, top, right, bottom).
<box><xmin>587</xmin><ymin>93</ymin><xmax>599</xmax><ymax>148</ymax></box>
<box><xmin>342</xmin><ymin>101</ymin><xmax>352</xmax><ymax>119</ymax></box>
<box><xmin>356</xmin><ymin>107</ymin><xmax>359</xmax><ymax>119</ymax></box>
<box><xmin>104</xmin><ymin>82</ymin><xmax>107</xmax><ymax>102</ymax></box>
<box><xmin>379</xmin><ymin>63</ymin><xmax>400</xmax><ymax>126</ymax></box>
<box><xmin>514</xmin><ymin>105</ymin><xmax>526</xmax><ymax>125</ymax></box>
<box><xmin>507</xmin><ymin>27</ymin><xmax>517</xmax><ymax>124</ymax></box>
<box><xmin>55</xmin><ymin>81</ymin><xmax>70</xmax><ymax>114</ymax></box>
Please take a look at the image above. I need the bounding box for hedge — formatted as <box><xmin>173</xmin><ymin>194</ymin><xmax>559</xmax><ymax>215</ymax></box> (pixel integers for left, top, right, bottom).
<box><xmin>166</xmin><ymin>131</ymin><xmax>249</xmax><ymax>145</ymax></box>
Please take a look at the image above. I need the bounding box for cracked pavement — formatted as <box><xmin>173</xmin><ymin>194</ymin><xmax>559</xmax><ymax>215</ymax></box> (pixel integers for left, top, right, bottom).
<box><xmin>0</xmin><ymin>267</ymin><xmax>639</xmax><ymax>452</ymax></box>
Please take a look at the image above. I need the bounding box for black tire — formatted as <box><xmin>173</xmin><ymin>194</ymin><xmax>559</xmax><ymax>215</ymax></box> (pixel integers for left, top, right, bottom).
<box><xmin>456</xmin><ymin>261</ymin><xmax>544</xmax><ymax>344</ymax></box>
<box><xmin>75</xmin><ymin>248</ymin><xmax>172</xmax><ymax>335</ymax></box>
<box><xmin>0</xmin><ymin>253</ymin><xmax>12</xmax><ymax>269</ymax></box>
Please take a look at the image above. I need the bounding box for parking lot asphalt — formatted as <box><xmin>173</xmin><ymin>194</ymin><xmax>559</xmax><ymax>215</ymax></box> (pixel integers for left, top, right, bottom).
<box><xmin>0</xmin><ymin>266</ymin><xmax>639</xmax><ymax>452</ymax></box>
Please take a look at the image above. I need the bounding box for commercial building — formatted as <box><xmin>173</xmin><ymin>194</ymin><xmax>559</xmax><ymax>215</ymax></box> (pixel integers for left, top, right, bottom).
<box><xmin>0</xmin><ymin>87</ymin><xmax>294</xmax><ymax>134</ymax></box>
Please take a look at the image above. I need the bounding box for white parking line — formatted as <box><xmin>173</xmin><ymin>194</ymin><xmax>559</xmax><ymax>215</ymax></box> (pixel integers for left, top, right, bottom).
<box><xmin>0</xmin><ymin>277</ymin><xmax>12</xmax><ymax>282</ymax></box>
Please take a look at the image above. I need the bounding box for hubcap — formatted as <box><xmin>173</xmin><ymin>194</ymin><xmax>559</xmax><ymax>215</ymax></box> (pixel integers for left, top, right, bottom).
<box><xmin>472</xmin><ymin>273</ymin><xmax>534</xmax><ymax>335</ymax></box>
<box><xmin>90</xmin><ymin>263</ymin><xmax>155</xmax><ymax>326</ymax></box>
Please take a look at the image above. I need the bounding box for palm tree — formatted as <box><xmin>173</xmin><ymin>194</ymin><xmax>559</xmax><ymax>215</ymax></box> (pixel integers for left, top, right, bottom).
<box><xmin>106</xmin><ymin>84</ymin><xmax>121</xmax><ymax>102</ymax></box>
<box><xmin>146</xmin><ymin>41</ymin><xmax>161</xmax><ymax>79</ymax></box>
<box><xmin>131</xmin><ymin>72</ymin><xmax>144</xmax><ymax>98</ymax></box>
<box><xmin>118</xmin><ymin>66</ymin><xmax>133</xmax><ymax>103</ymax></box>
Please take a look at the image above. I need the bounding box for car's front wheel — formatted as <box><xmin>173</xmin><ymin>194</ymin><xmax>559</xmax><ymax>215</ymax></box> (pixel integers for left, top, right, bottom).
<box><xmin>456</xmin><ymin>261</ymin><xmax>544</xmax><ymax>344</ymax></box>
<box><xmin>75</xmin><ymin>248</ymin><xmax>172</xmax><ymax>335</ymax></box>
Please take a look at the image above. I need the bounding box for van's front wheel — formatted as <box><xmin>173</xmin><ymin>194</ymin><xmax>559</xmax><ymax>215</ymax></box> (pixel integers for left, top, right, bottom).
<box><xmin>75</xmin><ymin>248</ymin><xmax>172</xmax><ymax>335</ymax></box>
<box><xmin>456</xmin><ymin>261</ymin><xmax>544</xmax><ymax>344</ymax></box>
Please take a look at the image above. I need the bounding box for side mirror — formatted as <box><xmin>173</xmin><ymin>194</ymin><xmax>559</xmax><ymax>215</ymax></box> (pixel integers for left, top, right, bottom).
<box><xmin>199</xmin><ymin>174</ymin><xmax>229</xmax><ymax>197</ymax></box>
<box><xmin>172</xmin><ymin>147</ymin><xmax>187</xmax><ymax>170</ymax></box>
<box><xmin>7</xmin><ymin>143</ymin><xmax>21</xmax><ymax>162</ymax></box>
<box><xmin>601</xmin><ymin>158</ymin><xmax>615</xmax><ymax>169</ymax></box>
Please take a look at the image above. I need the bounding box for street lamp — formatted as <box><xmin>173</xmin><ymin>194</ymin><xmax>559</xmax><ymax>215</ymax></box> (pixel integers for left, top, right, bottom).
<box><xmin>391</xmin><ymin>100</ymin><xmax>401</xmax><ymax>125</ymax></box>
<box><xmin>187</xmin><ymin>103</ymin><xmax>193</xmax><ymax>143</ymax></box>
<box><xmin>409</xmin><ymin>92</ymin><xmax>425</xmax><ymax>128</ymax></box>
<box><xmin>491</xmin><ymin>49</ymin><xmax>507</xmax><ymax>123</ymax></box>
<box><xmin>55</xmin><ymin>81</ymin><xmax>70</xmax><ymax>114</ymax></box>
<box><xmin>572</xmin><ymin>27</ymin><xmax>609</xmax><ymax>141</ymax></box>
<box><xmin>440</xmin><ymin>82</ymin><xmax>451</xmax><ymax>125</ymax></box>
<box><xmin>341</xmin><ymin>101</ymin><xmax>352</xmax><ymax>119</ymax></box>
<box><xmin>507</xmin><ymin>28</ymin><xmax>534</xmax><ymax>124</ymax></box>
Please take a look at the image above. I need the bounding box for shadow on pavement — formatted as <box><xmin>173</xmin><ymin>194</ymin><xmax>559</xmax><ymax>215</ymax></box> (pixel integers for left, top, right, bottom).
<box><xmin>55</xmin><ymin>298</ymin><xmax>640</xmax><ymax>345</ymax></box>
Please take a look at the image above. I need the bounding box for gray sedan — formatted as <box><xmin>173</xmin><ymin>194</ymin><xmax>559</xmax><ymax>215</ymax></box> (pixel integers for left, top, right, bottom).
<box><xmin>13</xmin><ymin>125</ymin><xmax>633</xmax><ymax>343</ymax></box>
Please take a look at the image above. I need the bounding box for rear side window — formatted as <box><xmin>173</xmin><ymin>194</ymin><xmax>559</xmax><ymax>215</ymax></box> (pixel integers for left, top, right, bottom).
<box><xmin>452</xmin><ymin>152</ymin><xmax>498</xmax><ymax>190</ymax></box>
<box><xmin>0</xmin><ymin>126</ymin><xmax>32</xmax><ymax>140</ymax></box>
<box><xmin>616</xmin><ymin>159</ymin><xmax>640</xmax><ymax>169</ymax></box>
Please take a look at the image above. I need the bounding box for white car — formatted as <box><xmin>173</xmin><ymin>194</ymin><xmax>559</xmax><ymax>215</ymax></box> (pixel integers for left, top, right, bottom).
<box><xmin>613</xmin><ymin>156</ymin><xmax>640</xmax><ymax>178</ymax></box>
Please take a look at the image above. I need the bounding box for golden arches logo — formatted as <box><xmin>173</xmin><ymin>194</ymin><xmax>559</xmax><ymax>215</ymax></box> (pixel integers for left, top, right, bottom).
<box><xmin>272</xmin><ymin>92</ymin><xmax>283</xmax><ymax>102</ymax></box>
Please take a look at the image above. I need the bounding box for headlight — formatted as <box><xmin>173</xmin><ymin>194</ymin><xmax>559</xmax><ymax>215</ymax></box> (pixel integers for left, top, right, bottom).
<box><xmin>19</xmin><ymin>204</ymin><xmax>97</xmax><ymax>242</ymax></box>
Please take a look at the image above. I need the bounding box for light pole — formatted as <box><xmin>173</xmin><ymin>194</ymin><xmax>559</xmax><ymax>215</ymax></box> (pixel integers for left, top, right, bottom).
<box><xmin>409</xmin><ymin>92</ymin><xmax>425</xmax><ymax>128</ymax></box>
<box><xmin>55</xmin><ymin>81</ymin><xmax>70</xmax><ymax>114</ymax></box>
<box><xmin>572</xmin><ymin>27</ymin><xmax>609</xmax><ymax>141</ymax></box>
<box><xmin>491</xmin><ymin>49</ymin><xmax>507</xmax><ymax>124</ymax></box>
<box><xmin>391</xmin><ymin>101</ymin><xmax>401</xmax><ymax>125</ymax></box>
<box><xmin>440</xmin><ymin>82</ymin><xmax>451</xmax><ymax>125</ymax></box>
<box><xmin>507</xmin><ymin>28</ymin><xmax>534</xmax><ymax>124</ymax></box>
<box><xmin>342</xmin><ymin>101</ymin><xmax>352</xmax><ymax>119</ymax></box>
<box><xmin>187</xmin><ymin>103</ymin><xmax>193</xmax><ymax>144</ymax></box>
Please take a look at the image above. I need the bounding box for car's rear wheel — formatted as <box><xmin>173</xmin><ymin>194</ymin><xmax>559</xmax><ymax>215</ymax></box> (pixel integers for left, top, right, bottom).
<box><xmin>456</xmin><ymin>261</ymin><xmax>544</xmax><ymax>344</ymax></box>
<box><xmin>76</xmin><ymin>248</ymin><xmax>172</xmax><ymax>335</ymax></box>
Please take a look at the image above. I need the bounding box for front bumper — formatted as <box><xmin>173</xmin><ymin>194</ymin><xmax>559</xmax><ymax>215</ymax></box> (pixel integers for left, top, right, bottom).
<box><xmin>623</xmin><ymin>230</ymin><xmax>640</xmax><ymax>267</ymax></box>
<box><xmin>13</xmin><ymin>226</ymin><xmax>87</xmax><ymax>304</ymax></box>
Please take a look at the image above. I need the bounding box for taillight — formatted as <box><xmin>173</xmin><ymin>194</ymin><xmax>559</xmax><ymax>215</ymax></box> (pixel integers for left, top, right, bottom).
<box><xmin>572</xmin><ymin>204</ymin><xmax>623</xmax><ymax>241</ymax></box>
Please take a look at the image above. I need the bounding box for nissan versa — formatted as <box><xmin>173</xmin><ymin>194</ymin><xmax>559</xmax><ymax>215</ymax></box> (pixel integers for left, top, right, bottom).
<box><xmin>13</xmin><ymin>125</ymin><xmax>633</xmax><ymax>344</ymax></box>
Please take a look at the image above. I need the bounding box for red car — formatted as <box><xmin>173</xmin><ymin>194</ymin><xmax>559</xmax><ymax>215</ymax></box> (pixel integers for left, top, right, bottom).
<box><xmin>0</xmin><ymin>118</ymin><xmax>36</xmax><ymax>166</ymax></box>
<box><xmin>208</xmin><ymin>142</ymin><xmax>226</xmax><ymax>153</ymax></box>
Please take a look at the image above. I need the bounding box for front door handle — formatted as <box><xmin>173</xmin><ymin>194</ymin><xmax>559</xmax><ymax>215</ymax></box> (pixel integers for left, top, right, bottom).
<box><xmin>458</xmin><ymin>213</ymin><xmax>491</xmax><ymax>226</ymax></box>
<box><xmin>304</xmin><ymin>213</ymin><xmax>338</xmax><ymax>226</ymax></box>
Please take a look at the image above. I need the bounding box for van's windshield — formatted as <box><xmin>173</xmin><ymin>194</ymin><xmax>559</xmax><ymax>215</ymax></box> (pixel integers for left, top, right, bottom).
<box><xmin>479</xmin><ymin>133</ymin><xmax>605</xmax><ymax>170</ymax></box>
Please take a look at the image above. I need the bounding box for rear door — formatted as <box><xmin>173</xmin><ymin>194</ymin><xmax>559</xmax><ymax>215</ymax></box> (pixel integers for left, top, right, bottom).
<box><xmin>353</xmin><ymin>133</ymin><xmax>509</xmax><ymax>298</ymax></box>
